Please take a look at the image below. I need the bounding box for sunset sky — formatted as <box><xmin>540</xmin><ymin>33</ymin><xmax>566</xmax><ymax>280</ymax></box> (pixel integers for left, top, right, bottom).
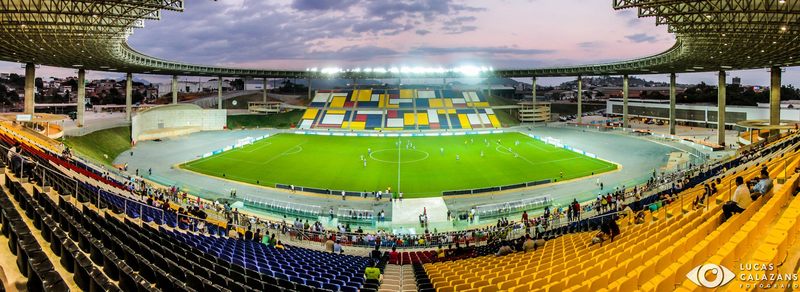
<box><xmin>1</xmin><ymin>0</ymin><xmax>797</xmax><ymax>86</ymax></box>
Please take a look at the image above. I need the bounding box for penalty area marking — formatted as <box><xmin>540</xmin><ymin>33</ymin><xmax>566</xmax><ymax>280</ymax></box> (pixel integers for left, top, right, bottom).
<box><xmin>369</xmin><ymin>149</ymin><xmax>430</xmax><ymax>164</ymax></box>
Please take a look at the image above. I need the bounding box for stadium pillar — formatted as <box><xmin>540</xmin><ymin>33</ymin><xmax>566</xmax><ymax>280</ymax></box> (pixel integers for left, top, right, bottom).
<box><xmin>307</xmin><ymin>77</ymin><xmax>313</xmax><ymax>100</ymax></box>
<box><xmin>262</xmin><ymin>78</ymin><xmax>268</xmax><ymax>103</ymax></box>
<box><xmin>622</xmin><ymin>74</ymin><xmax>629</xmax><ymax>128</ymax></box>
<box><xmin>531</xmin><ymin>76</ymin><xmax>537</xmax><ymax>124</ymax></box>
<box><xmin>577</xmin><ymin>76</ymin><xmax>582</xmax><ymax>124</ymax></box>
<box><xmin>669</xmin><ymin>73</ymin><xmax>676</xmax><ymax>135</ymax></box>
<box><xmin>171</xmin><ymin>75</ymin><xmax>178</xmax><ymax>104</ymax></box>
<box><xmin>770</xmin><ymin>66</ymin><xmax>781</xmax><ymax>136</ymax></box>
<box><xmin>217</xmin><ymin>77</ymin><xmax>223</xmax><ymax>109</ymax></box>
<box><xmin>77</xmin><ymin>69</ymin><xmax>86</xmax><ymax>127</ymax></box>
<box><xmin>24</xmin><ymin>63</ymin><xmax>35</xmax><ymax>114</ymax></box>
<box><xmin>717</xmin><ymin>70</ymin><xmax>726</xmax><ymax>146</ymax></box>
<box><xmin>125</xmin><ymin>73</ymin><xmax>133</xmax><ymax>121</ymax></box>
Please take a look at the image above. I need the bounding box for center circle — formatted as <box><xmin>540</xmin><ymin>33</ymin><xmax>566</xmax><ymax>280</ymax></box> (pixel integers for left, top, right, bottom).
<box><xmin>369</xmin><ymin>148</ymin><xmax>430</xmax><ymax>164</ymax></box>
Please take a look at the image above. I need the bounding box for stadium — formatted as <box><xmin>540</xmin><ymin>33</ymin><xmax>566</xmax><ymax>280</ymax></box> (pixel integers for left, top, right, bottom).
<box><xmin>0</xmin><ymin>1</ymin><xmax>800</xmax><ymax>292</ymax></box>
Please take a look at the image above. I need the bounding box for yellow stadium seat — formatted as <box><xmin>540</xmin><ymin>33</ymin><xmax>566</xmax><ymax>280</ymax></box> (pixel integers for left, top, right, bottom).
<box><xmin>458</xmin><ymin>114</ymin><xmax>471</xmax><ymax>129</ymax></box>
<box><xmin>301</xmin><ymin>109</ymin><xmax>318</xmax><ymax>120</ymax></box>
<box><xmin>471</xmin><ymin>280</ymin><xmax>490</xmax><ymax>288</ymax></box>
<box><xmin>330</xmin><ymin>96</ymin><xmax>346</xmax><ymax>108</ymax></box>
<box><xmin>400</xmin><ymin>89</ymin><xmax>414</xmax><ymax>98</ymax></box>
<box><xmin>430</xmin><ymin>99</ymin><xmax>444</xmax><ymax>108</ymax></box>
<box><xmin>489</xmin><ymin>275</ymin><xmax>506</xmax><ymax>285</ymax></box>
<box><xmin>379</xmin><ymin>95</ymin><xmax>387</xmax><ymax>108</ymax></box>
<box><xmin>478</xmin><ymin>285</ymin><xmax>499</xmax><ymax>292</ymax></box>
<box><xmin>438</xmin><ymin>286</ymin><xmax>454</xmax><ymax>292</ymax></box>
<box><xmin>545</xmin><ymin>280</ymin><xmax>563</xmax><ymax>292</ymax></box>
<box><xmin>589</xmin><ymin>274</ymin><xmax>609</xmax><ymax>292</ymax></box>
<box><xmin>358</xmin><ymin>89</ymin><xmax>372</xmax><ymax>101</ymax></box>
<box><xmin>404</xmin><ymin>113</ymin><xmax>416</xmax><ymax>126</ymax></box>
<box><xmin>509</xmin><ymin>284</ymin><xmax>531</xmax><ymax>292</ymax></box>
<box><xmin>454</xmin><ymin>283</ymin><xmax>471</xmax><ymax>291</ymax></box>
<box><xmin>488</xmin><ymin>114</ymin><xmax>501</xmax><ymax>128</ymax></box>
<box><xmin>620</xmin><ymin>276</ymin><xmax>637</xmax><ymax>291</ymax></box>
<box><xmin>418</xmin><ymin>113</ymin><xmax>429</xmax><ymax>125</ymax></box>
<box><xmin>450</xmin><ymin>279</ymin><xmax>465</xmax><ymax>287</ymax></box>
<box><xmin>498</xmin><ymin>279</ymin><xmax>517</xmax><ymax>291</ymax></box>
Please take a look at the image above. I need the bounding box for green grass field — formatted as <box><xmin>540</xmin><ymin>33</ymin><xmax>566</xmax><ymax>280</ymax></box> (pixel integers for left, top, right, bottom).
<box><xmin>181</xmin><ymin>132</ymin><xmax>616</xmax><ymax>198</ymax></box>
<box><xmin>61</xmin><ymin>126</ymin><xmax>131</xmax><ymax>166</ymax></box>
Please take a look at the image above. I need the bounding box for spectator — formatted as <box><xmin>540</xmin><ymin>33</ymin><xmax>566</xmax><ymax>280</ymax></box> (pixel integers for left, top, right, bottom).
<box><xmin>274</xmin><ymin>240</ymin><xmax>285</xmax><ymax>250</ymax></box>
<box><xmin>244</xmin><ymin>227</ymin><xmax>253</xmax><ymax>241</ymax></box>
<box><xmin>590</xmin><ymin>231</ymin><xmax>607</xmax><ymax>246</ymax></box>
<box><xmin>370</xmin><ymin>245</ymin><xmax>382</xmax><ymax>260</ymax></box>
<box><xmin>333</xmin><ymin>240</ymin><xmax>344</xmax><ymax>254</ymax></box>
<box><xmin>495</xmin><ymin>241</ymin><xmax>513</xmax><ymax>256</ymax></box>
<box><xmin>722</xmin><ymin>176</ymin><xmax>751</xmax><ymax>223</ymax></box>
<box><xmin>261</xmin><ymin>231</ymin><xmax>270</xmax><ymax>246</ymax></box>
<box><xmin>389</xmin><ymin>246</ymin><xmax>399</xmax><ymax>263</ymax></box>
<box><xmin>436</xmin><ymin>245</ymin><xmax>445</xmax><ymax>259</ymax></box>
<box><xmin>522</xmin><ymin>234</ymin><xmax>536</xmax><ymax>252</ymax></box>
<box><xmin>325</xmin><ymin>236</ymin><xmax>335</xmax><ymax>253</ymax></box>
<box><xmin>228</xmin><ymin>226</ymin><xmax>240</xmax><ymax>239</ymax></box>
<box><xmin>253</xmin><ymin>228</ymin><xmax>262</xmax><ymax>242</ymax></box>
<box><xmin>364</xmin><ymin>260</ymin><xmax>383</xmax><ymax>284</ymax></box>
<box><xmin>751</xmin><ymin>169</ymin><xmax>773</xmax><ymax>199</ymax></box>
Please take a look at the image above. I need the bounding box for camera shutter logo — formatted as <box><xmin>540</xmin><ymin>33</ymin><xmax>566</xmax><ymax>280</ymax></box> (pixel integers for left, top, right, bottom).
<box><xmin>687</xmin><ymin>264</ymin><xmax>736</xmax><ymax>288</ymax></box>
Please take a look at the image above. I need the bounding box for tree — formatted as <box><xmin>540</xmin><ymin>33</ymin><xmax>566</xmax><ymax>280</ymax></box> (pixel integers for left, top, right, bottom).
<box><xmin>230</xmin><ymin>79</ymin><xmax>244</xmax><ymax>90</ymax></box>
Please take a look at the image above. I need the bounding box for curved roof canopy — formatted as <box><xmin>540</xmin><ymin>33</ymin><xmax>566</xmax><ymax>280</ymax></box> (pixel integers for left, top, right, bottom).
<box><xmin>0</xmin><ymin>0</ymin><xmax>799</xmax><ymax>78</ymax></box>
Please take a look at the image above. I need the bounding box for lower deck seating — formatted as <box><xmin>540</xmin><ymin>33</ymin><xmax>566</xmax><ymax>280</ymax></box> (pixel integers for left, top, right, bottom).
<box><xmin>422</xmin><ymin>145</ymin><xmax>800</xmax><ymax>292</ymax></box>
<box><xmin>1</xmin><ymin>180</ymin><xmax>68</xmax><ymax>292</ymax></box>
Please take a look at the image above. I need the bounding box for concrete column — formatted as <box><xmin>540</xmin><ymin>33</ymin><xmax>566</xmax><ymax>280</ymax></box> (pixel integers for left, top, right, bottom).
<box><xmin>669</xmin><ymin>73</ymin><xmax>677</xmax><ymax>135</ymax></box>
<box><xmin>217</xmin><ymin>77</ymin><xmax>223</xmax><ymax>109</ymax></box>
<box><xmin>577</xmin><ymin>76</ymin><xmax>582</xmax><ymax>124</ymax></box>
<box><xmin>125</xmin><ymin>73</ymin><xmax>132</xmax><ymax>121</ymax></box>
<box><xmin>622</xmin><ymin>74</ymin><xmax>629</xmax><ymax>128</ymax></box>
<box><xmin>770</xmin><ymin>66</ymin><xmax>781</xmax><ymax>136</ymax></box>
<box><xmin>307</xmin><ymin>77</ymin><xmax>313</xmax><ymax>100</ymax></box>
<box><xmin>171</xmin><ymin>75</ymin><xmax>178</xmax><ymax>104</ymax></box>
<box><xmin>532</xmin><ymin>76</ymin><xmax>537</xmax><ymax>123</ymax></box>
<box><xmin>24</xmin><ymin>63</ymin><xmax>35</xmax><ymax>114</ymax></box>
<box><xmin>77</xmin><ymin>69</ymin><xmax>86</xmax><ymax>127</ymax></box>
<box><xmin>263</xmin><ymin>78</ymin><xmax>268</xmax><ymax>103</ymax></box>
<box><xmin>717</xmin><ymin>70</ymin><xmax>726</xmax><ymax>146</ymax></box>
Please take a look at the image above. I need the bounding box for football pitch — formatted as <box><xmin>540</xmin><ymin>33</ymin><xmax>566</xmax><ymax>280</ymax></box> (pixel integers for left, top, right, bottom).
<box><xmin>181</xmin><ymin>132</ymin><xmax>617</xmax><ymax>198</ymax></box>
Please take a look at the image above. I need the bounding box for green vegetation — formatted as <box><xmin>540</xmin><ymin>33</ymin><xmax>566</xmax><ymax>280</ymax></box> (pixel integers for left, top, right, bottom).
<box><xmin>486</xmin><ymin>95</ymin><xmax>520</xmax><ymax>126</ymax></box>
<box><xmin>226</xmin><ymin>110</ymin><xmax>304</xmax><ymax>129</ymax></box>
<box><xmin>61</xmin><ymin>126</ymin><xmax>131</xmax><ymax>165</ymax></box>
<box><xmin>182</xmin><ymin>132</ymin><xmax>616</xmax><ymax>198</ymax></box>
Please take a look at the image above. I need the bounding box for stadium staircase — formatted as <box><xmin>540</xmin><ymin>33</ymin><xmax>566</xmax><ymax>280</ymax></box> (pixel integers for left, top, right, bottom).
<box><xmin>299</xmin><ymin>89</ymin><xmax>502</xmax><ymax>130</ymax></box>
<box><xmin>420</xmin><ymin>140</ymin><xmax>800</xmax><ymax>292</ymax></box>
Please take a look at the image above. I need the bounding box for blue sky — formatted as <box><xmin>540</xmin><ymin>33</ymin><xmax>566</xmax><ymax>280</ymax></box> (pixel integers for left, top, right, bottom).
<box><xmin>0</xmin><ymin>0</ymin><xmax>797</xmax><ymax>86</ymax></box>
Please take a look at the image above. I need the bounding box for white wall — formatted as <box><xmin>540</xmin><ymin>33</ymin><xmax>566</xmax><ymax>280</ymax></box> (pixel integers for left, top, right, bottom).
<box><xmin>132</xmin><ymin>106</ymin><xmax>226</xmax><ymax>142</ymax></box>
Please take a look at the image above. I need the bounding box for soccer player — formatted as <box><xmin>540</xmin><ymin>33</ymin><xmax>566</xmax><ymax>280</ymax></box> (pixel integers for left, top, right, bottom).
<box><xmin>363</xmin><ymin>160</ymin><xmax>367</xmax><ymax>168</ymax></box>
<box><xmin>440</xmin><ymin>147</ymin><xmax>444</xmax><ymax>154</ymax></box>
<box><xmin>368</xmin><ymin>148</ymin><xmax>372</xmax><ymax>154</ymax></box>
<box><xmin>480</xmin><ymin>150</ymin><xmax>484</xmax><ymax>157</ymax></box>
<box><xmin>456</xmin><ymin>154</ymin><xmax>460</xmax><ymax>161</ymax></box>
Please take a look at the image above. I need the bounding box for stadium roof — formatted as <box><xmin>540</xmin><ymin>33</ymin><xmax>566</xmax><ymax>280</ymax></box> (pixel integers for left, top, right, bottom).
<box><xmin>0</xmin><ymin>0</ymin><xmax>799</xmax><ymax>78</ymax></box>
